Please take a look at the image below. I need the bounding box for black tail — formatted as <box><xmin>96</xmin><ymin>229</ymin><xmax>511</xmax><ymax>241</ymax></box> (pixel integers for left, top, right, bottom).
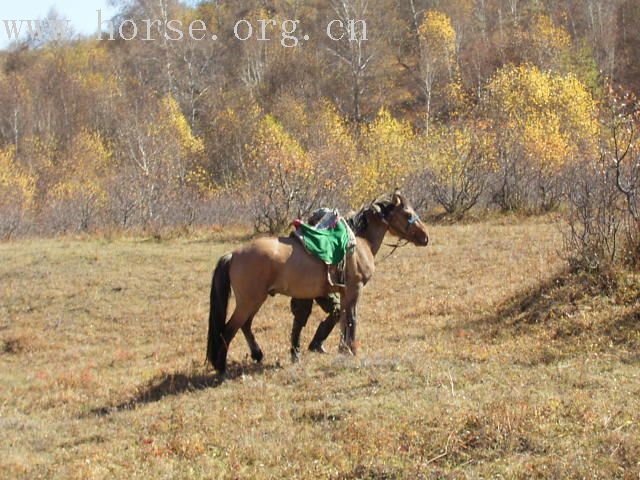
<box><xmin>206</xmin><ymin>253</ymin><xmax>232</xmax><ymax>367</ymax></box>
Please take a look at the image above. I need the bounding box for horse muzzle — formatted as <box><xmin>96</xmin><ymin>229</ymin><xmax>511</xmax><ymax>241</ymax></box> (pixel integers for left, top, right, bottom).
<box><xmin>415</xmin><ymin>235</ymin><xmax>429</xmax><ymax>247</ymax></box>
<box><xmin>411</xmin><ymin>227</ymin><xmax>429</xmax><ymax>247</ymax></box>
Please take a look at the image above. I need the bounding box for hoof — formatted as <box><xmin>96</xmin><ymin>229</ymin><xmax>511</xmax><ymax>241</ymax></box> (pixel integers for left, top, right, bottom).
<box><xmin>338</xmin><ymin>342</ymin><xmax>357</xmax><ymax>356</ymax></box>
<box><xmin>251</xmin><ymin>349</ymin><xmax>264</xmax><ymax>363</ymax></box>
<box><xmin>290</xmin><ymin>347</ymin><xmax>301</xmax><ymax>363</ymax></box>
<box><xmin>309</xmin><ymin>343</ymin><xmax>328</xmax><ymax>354</ymax></box>
<box><xmin>214</xmin><ymin>348</ymin><xmax>227</xmax><ymax>374</ymax></box>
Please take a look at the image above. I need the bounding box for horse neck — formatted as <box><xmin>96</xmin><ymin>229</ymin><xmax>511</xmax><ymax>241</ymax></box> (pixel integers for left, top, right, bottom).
<box><xmin>361</xmin><ymin>215</ymin><xmax>388</xmax><ymax>257</ymax></box>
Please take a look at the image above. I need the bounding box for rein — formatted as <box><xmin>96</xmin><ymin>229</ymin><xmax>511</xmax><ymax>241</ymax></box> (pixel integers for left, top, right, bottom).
<box><xmin>379</xmin><ymin>238</ymin><xmax>410</xmax><ymax>263</ymax></box>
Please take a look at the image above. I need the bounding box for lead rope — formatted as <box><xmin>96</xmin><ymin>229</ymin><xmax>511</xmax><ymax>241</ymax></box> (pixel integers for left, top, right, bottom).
<box><xmin>379</xmin><ymin>238</ymin><xmax>410</xmax><ymax>263</ymax></box>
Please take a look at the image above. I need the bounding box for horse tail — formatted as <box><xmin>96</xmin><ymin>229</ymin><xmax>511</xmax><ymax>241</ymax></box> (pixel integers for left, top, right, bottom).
<box><xmin>206</xmin><ymin>253</ymin><xmax>232</xmax><ymax>367</ymax></box>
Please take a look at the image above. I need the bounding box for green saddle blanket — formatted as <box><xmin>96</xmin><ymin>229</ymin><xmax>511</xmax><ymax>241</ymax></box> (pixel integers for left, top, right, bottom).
<box><xmin>298</xmin><ymin>219</ymin><xmax>351</xmax><ymax>265</ymax></box>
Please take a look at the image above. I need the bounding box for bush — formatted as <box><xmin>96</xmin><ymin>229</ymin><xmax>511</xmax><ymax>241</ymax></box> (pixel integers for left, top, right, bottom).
<box><xmin>0</xmin><ymin>146</ymin><xmax>34</xmax><ymax>239</ymax></box>
<box><xmin>419</xmin><ymin>121</ymin><xmax>493</xmax><ymax>218</ymax></box>
<box><xmin>565</xmin><ymin>88</ymin><xmax>640</xmax><ymax>271</ymax></box>
<box><xmin>481</xmin><ymin>65</ymin><xmax>598</xmax><ymax>213</ymax></box>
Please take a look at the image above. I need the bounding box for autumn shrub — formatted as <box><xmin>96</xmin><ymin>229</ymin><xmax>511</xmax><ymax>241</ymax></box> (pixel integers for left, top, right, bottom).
<box><xmin>43</xmin><ymin>130</ymin><xmax>111</xmax><ymax>233</ymax></box>
<box><xmin>106</xmin><ymin>93</ymin><xmax>208</xmax><ymax>232</ymax></box>
<box><xmin>0</xmin><ymin>146</ymin><xmax>35</xmax><ymax>239</ymax></box>
<box><xmin>418</xmin><ymin>120</ymin><xmax>494</xmax><ymax>218</ymax></box>
<box><xmin>245</xmin><ymin>98</ymin><xmax>356</xmax><ymax>233</ymax></box>
<box><xmin>565</xmin><ymin>88</ymin><xmax>640</xmax><ymax>272</ymax></box>
<box><xmin>480</xmin><ymin>64</ymin><xmax>598</xmax><ymax>213</ymax></box>
<box><xmin>350</xmin><ymin>108</ymin><xmax>418</xmax><ymax>207</ymax></box>
<box><xmin>200</xmin><ymin>94</ymin><xmax>262</xmax><ymax>185</ymax></box>
<box><xmin>246</xmin><ymin>115</ymin><xmax>317</xmax><ymax>233</ymax></box>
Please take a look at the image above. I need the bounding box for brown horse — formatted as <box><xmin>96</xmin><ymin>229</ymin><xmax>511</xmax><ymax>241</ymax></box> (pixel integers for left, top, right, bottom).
<box><xmin>206</xmin><ymin>191</ymin><xmax>429</xmax><ymax>374</ymax></box>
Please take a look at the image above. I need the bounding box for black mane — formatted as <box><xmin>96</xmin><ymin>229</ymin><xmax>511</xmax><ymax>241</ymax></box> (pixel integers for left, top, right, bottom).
<box><xmin>346</xmin><ymin>193</ymin><xmax>399</xmax><ymax>236</ymax></box>
<box><xmin>346</xmin><ymin>207</ymin><xmax>370</xmax><ymax>236</ymax></box>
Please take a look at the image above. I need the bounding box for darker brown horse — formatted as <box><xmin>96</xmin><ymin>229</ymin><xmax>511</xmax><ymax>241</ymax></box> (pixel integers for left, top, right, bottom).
<box><xmin>206</xmin><ymin>191</ymin><xmax>429</xmax><ymax>374</ymax></box>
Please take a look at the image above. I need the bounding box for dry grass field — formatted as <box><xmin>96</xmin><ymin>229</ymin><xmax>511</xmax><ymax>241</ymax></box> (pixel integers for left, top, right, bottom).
<box><xmin>1</xmin><ymin>218</ymin><xmax>639</xmax><ymax>479</ymax></box>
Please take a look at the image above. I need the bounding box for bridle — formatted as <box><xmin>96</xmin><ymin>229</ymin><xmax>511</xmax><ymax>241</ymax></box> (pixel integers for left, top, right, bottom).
<box><xmin>378</xmin><ymin>208</ymin><xmax>421</xmax><ymax>262</ymax></box>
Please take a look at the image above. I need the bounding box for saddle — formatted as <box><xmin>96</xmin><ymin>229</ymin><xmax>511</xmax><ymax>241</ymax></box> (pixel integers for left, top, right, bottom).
<box><xmin>292</xmin><ymin>208</ymin><xmax>356</xmax><ymax>289</ymax></box>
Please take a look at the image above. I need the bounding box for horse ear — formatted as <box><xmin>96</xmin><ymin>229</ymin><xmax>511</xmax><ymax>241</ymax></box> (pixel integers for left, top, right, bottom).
<box><xmin>392</xmin><ymin>190</ymin><xmax>402</xmax><ymax>206</ymax></box>
<box><xmin>372</xmin><ymin>203</ymin><xmax>382</xmax><ymax>214</ymax></box>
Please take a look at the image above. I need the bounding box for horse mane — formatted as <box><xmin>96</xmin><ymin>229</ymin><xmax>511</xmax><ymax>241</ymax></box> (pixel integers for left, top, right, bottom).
<box><xmin>346</xmin><ymin>207</ymin><xmax>369</xmax><ymax>236</ymax></box>
<box><xmin>346</xmin><ymin>192</ymin><xmax>399</xmax><ymax>236</ymax></box>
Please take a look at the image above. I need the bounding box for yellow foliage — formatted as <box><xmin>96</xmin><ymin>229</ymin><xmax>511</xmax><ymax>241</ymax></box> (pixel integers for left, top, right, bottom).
<box><xmin>423</xmin><ymin>122</ymin><xmax>494</xmax><ymax>179</ymax></box>
<box><xmin>270</xmin><ymin>94</ymin><xmax>311</xmax><ymax>146</ymax></box>
<box><xmin>529</xmin><ymin>15</ymin><xmax>571</xmax><ymax>65</ymax></box>
<box><xmin>418</xmin><ymin>11</ymin><xmax>456</xmax><ymax>65</ymax></box>
<box><xmin>45</xmin><ymin>42</ymin><xmax>120</xmax><ymax>96</ymax></box>
<box><xmin>307</xmin><ymin>100</ymin><xmax>356</xmax><ymax>192</ymax></box>
<box><xmin>523</xmin><ymin>113</ymin><xmax>570</xmax><ymax>171</ymax></box>
<box><xmin>161</xmin><ymin>95</ymin><xmax>204</xmax><ymax>156</ymax></box>
<box><xmin>141</xmin><ymin>94</ymin><xmax>212</xmax><ymax>194</ymax></box>
<box><xmin>251</xmin><ymin>114</ymin><xmax>311</xmax><ymax>176</ymax></box>
<box><xmin>247</xmin><ymin>114</ymin><xmax>316</xmax><ymax>232</ymax></box>
<box><xmin>20</xmin><ymin>135</ymin><xmax>57</xmax><ymax>177</ymax></box>
<box><xmin>418</xmin><ymin>11</ymin><xmax>458</xmax><ymax>126</ymax></box>
<box><xmin>0</xmin><ymin>146</ymin><xmax>35</xmax><ymax>208</ymax></box>
<box><xmin>52</xmin><ymin>130</ymin><xmax>111</xmax><ymax>204</ymax></box>
<box><xmin>309</xmin><ymin>100</ymin><xmax>355</xmax><ymax>154</ymax></box>
<box><xmin>554</xmin><ymin>74</ymin><xmax>600</xmax><ymax>146</ymax></box>
<box><xmin>483</xmin><ymin>64</ymin><xmax>598</xmax><ymax>170</ymax></box>
<box><xmin>444</xmin><ymin>79</ymin><xmax>471</xmax><ymax>118</ymax></box>
<box><xmin>351</xmin><ymin>109</ymin><xmax>416</xmax><ymax>206</ymax></box>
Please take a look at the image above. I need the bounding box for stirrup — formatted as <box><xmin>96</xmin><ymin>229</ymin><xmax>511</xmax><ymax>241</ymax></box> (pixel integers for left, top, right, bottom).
<box><xmin>327</xmin><ymin>270</ymin><xmax>346</xmax><ymax>289</ymax></box>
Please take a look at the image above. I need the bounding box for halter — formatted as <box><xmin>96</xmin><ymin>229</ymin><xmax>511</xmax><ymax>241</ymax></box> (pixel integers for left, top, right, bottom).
<box><xmin>379</xmin><ymin>211</ymin><xmax>420</xmax><ymax>262</ymax></box>
<box><xmin>386</xmin><ymin>210</ymin><xmax>420</xmax><ymax>237</ymax></box>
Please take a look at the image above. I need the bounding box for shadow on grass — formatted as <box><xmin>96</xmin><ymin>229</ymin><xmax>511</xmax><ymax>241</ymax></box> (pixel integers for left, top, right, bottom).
<box><xmin>88</xmin><ymin>361</ymin><xmax>280</xmax><ymax>417</ymax></box>
<box><xmin>602</xmin><ymin>305</ymin><xmax>640</xmax><ymax>354</ymax></box>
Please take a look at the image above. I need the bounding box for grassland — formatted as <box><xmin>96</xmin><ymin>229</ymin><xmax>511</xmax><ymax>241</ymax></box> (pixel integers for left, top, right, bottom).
<box><xmin>1</xmin><ymin>218</ymin><xmax>639</xmax><ymax>479</ymax></box>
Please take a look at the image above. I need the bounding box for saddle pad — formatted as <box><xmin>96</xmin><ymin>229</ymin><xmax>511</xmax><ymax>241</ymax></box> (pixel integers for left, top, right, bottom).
<box><xmin>297</xmin><ymin>218</ymin><xmax>351</xmax><ymax>265</ymax></box>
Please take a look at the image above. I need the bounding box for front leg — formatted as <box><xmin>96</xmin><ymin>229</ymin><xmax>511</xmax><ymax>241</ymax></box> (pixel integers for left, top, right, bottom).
<box><xmin>339</xmin><ymin>282</ymin><xmax>362</xmax><ymax>355</ymax></box>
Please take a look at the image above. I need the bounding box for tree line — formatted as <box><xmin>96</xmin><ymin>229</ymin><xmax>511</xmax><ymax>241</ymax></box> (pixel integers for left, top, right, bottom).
<box><xmin>0</xmin><ymin>0</ymin><xmax>638</xmax><ymax>270</ymax></box>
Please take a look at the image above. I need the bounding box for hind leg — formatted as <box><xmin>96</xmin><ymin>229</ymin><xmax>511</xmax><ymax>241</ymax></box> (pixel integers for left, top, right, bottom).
<box><xmin>241</xmin><ymin>315</ymin><xmax>264</xmax><ymax>363</ymax></box>
<box><xmin>216</xmin><ymin>296</ymin><xmax>266</xmax><ymax>374</ymax></box>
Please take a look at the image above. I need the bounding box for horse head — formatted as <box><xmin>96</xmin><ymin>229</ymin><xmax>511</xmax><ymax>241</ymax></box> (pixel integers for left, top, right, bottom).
<box><xmin>371</xmin><ymin>190</ymin><xmax>429</xmax><ymax>247</ymax></box>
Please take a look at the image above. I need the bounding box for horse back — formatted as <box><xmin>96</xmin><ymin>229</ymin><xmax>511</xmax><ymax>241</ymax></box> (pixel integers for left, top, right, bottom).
<box><xmin>229</xmin><ymin>235</ymin><xmax>331</xmax><ymax>299</ymax></box>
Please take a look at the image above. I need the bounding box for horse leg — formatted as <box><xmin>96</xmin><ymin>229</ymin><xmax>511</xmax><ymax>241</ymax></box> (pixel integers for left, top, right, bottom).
<box><xmin>216</xmin><ymin>296</ymin><xmax>266</xmax><ymax>374</ymax></box>
<box><xmin>290</xmin><ymin>298</ymin><xmax>312</xmax><ymax>363</ymax></box>
<box><xmin>308</xmin><ymin>294</ymin><xmax>341</xmax><ymax>353</ymax></box>
<box><xmin>241</xmin><ymin>315</ymin><xmax>264</xmax><ymax>363</ymax></box>
<box><xmin>339</xmin><ymin>283</ymin><xmax>362</xmax><ymax>355</ymax></box>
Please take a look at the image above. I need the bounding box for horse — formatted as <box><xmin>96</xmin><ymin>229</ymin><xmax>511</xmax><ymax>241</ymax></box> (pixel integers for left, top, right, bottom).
<box><xmin>206</xmin><ymin>190</ymin><xmax>429</xmax><ymax>374</ymax></box>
